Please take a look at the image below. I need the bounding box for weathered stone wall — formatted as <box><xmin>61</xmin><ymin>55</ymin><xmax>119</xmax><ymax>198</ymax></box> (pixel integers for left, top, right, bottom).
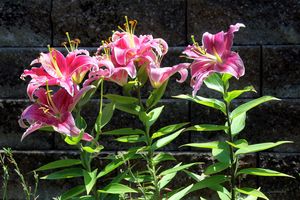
<box><xmin>0</xmin><ymin>0</ymin><xmax>299</xmax><ymax>199</ymax></box>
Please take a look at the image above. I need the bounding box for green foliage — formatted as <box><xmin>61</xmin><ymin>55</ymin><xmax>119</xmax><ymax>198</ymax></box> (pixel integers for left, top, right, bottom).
<box><xmin>111</xmin><ymin>79</ymin><xmax>193</xmax><ymax>199</ymax></box>
<box><xmin>83</xmin><ymin>169</ymin><xmax>98</xmax><ymax>194</ymax></box>
<box><xmin>177</xmin><ymin>72</ymin><xmax>292</xmax><ymax>200</ymax></box>
<box><xmin>41</xmin><ymin>168</ymin><xmax>83</xmax><ymax>180</ymax></box>
<box><xmin>237</xmin><ymin>168</ymin><xmax>293</xmax><ymax>178</ymax></box>
<box><xmin>60</xmin><ymin>185</ymin><xmax>86</xmax><ymax>200</ymax></box>
<box><xmin>146</xmin><ymin>80</ymin><xmax>168</xmax><ymax>109</ymax></box>
<box><xmin>174</xmin><ymin>94</ymin><xmax>226</xmax><ymax>114</ymax></box>
<box><xmin>1</xmin><ymin>148</ymin><xmax>39</xmax><ymax>200</ymax></box>
<box><xmin>98</xmin><ymin>183</ymin><xmax>137</xmax><ymax>194</ymax></box>
<box><xmin>35</xmin><ymin>159</ymin><xmax>82</xmax><ymax>171</ymax></box>
<box><xmin>235</xmin><ymin>187</ymin><xmax>269</xmax><ymax>200</ymax></box>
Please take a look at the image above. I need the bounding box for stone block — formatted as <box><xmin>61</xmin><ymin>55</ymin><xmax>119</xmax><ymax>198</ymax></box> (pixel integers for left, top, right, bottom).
<box><xmin>0</xmin><ymin>48</ymin><xmax>47</xmax><ymax>98</ymax></box>
<box><xmin>187</xmin><ymin>0</ymin><xmax>300</xmax><ymax>45</ymax></box>
<box><xmin>258</xmin><ymin>153</ymin><xmax>300</xmax><ymax>200</ymax></box>
<box><xmin>52</xmin><ymin>0</ymin><xmax>186</xmax><ymax>47</ymax></box>
<box><xmin>0</xmin><ymin>100</ymin><xmax>53</xmax><ymax>150</ymax></box>
<box><xmin>0</xmin><ymin>0</ymin><xmax>51</xmax><ymax>46</ymax></box>
<box><xmin>263</xmin><ymin>45</ymin><xmax>300</xmax><ymax>98</ymax></box>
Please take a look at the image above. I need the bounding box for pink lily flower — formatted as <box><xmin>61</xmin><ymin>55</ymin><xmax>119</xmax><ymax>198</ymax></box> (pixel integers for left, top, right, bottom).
<box><xmin>93</xmin><ymin>17</ymin><xmax>168</xmax><ymax>86</ymax></box>
<box><xmin>183</xmin><ymin>23</ymin><xmax>245</xmax><ymax>96</ymax></box>
<box><xmin>21</xmin><ymin>48</ymin><xmax>98</xmax><ymax>100</ymax></box>
<box><xmin>148</xmin><ymin>63</ymin><xmax>189</xmax><ymax>88</ymax></box>
<box><xmin>83</xmin><ymin>55</ymin><xmax>116</xmax><ymax>86</ymax></box>
<box><xmin>19</xmin><ymin>86</ymin><xmax>94</xmax><ymax>141</ymax></box>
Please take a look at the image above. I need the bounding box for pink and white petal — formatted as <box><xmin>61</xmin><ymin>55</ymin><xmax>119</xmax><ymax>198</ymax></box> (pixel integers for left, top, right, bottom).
<box><xmin>69</xmin><ymin>85</ymin><xmax>96</xmax><ymax>111</ymax></box>
<box><xmin>216</xmin><ymin>51</ymin><xmax>245</xmax><ymax>78</ymax></box>
<box><xmin>52</xmin><ymin>89</ymin><xmax>73</xmax><ymax>113</ymax></box>
<box><xmin>191</xmin><ymin>69</ymin><xmax>214</xmax><ymax>96</ymax></box>
<box><xmin>50</xmin><ymin>49</ymin><xmax>68</xmax><ymax>75</ymax></box>
<box><xmin>21</xmin><ymin>122</ymin><xmax>47</xmax><ymax>141</ymax></box>
<box><xmin>98</xmin><ymin>58</ymin><xmax>115</xmax><ymax>76</ymax></box>
<box><xmin>109</xmin><ymin>70</ymin><xmax>128</xmax><ymax>86</ymax></box>
<box><xmin>53</xmin><ymin>113</ymin><xmax>77</xmax><ymax>137</ymax></box>
<box><xmin>82</xmin><ymin>133</ymin><xmax>94</xmax><ymax>141</ymax></box>
<box><xmin>21</xmin><ymin>67</ymin><xmax>50</xmax><ymax>80</ymax></box>
<box><xmin>59</xmin><ymin>78</ymin><xmax>75</xmax><ymax>96</ymax></box>
<box><xmin>68</xmin><ymin>55</ymin><xmax>98</xmax><ymax>75</ymax></box>
<box><xmin>183</xmin><ymin>45</ymin><xmax>201</xmax><ymax>59</ymax></box>
<box><xmin>177</xmin><ymin>68</ymin><xmax>189</xmax><ymax>83</ymax></box>
<box><xmin>38</xmin><ymin>52</ymin><xmax>58</xmax><ymax>78</ymax></box>
<box><xmin>113</xmin><ymin>47</ymin><xmax>127</xmax><ymax>65</ymax></box>
<box><xmin>224</xmin><ymin>23</ymin><xmax>245</xmax><ymax>51</ymax></box>
<box><xmin>202</xmin><ymin>32</ymin><xmax>215</xmax><ymax>54</ymax></box>
<box><xmin>203</xmin><ymin>31</ymin><xmax>226</xmax><ymax>56</ymax></box>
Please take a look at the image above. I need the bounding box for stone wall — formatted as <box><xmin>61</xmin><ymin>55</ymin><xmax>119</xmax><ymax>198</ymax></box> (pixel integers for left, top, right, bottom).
<box><xmin>0</xmin><ymin>0</ymin><xmax>299</xmax><ymax>199</ymax></box>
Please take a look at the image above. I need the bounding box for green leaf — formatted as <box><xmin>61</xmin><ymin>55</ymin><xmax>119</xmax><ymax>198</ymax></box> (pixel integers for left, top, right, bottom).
<box><xmin>152</xmin><ymin>122</ymin><xmax>189</xmax><ymax>139</ymax></box>
<box><xmin>137</xmin><ymin>64</ymin><xmax>149</xmax><ymax>86</ymax></box>
<box><xmin>209</xmin><ymin>185</ymin><xmax>231</xmax><ymax>200</ymax></box>
<box><xmin>222</xmin><ymin>73</ymin><xmax>232</xmax><ymax>90</ymax></box>
<box><xmin>158</xmin><ymin>163</ymin><xmax>181</xmax><ymax>189</ymax></box>
<box><xmin>61</xmin><ymin>185</ymin><xmax>86</xmax><ymax>200</ymax></box>
<box><xmin>237</xmin><ymin>168</ymin><xmax>293</xmax><ymax>178</ymax></box>
<box><xmin>230</xmin><ymin>96</ymin><xmax>279</xmax><ymax>120</ymax></box>
<box><xmin>244</xmin><ymin>195</ymin><xmax>258</xmax><ymax>200</ymax></box>
<box><xmin>115</xmin><ymin>103</ymin><xmax>141</xmax><ymax>115</ymax></box>
<box><xmin>82</xmin><ymin>145</ymin><xmax>104</xmax><ymax>153</ymax></box>
<box><xmin>181</xmin><ymin>141</ymin><xmax>219</xmax><ymax>149</ymax></box>
<box><xmin>183</xmin><ymin>170</ymin><xmax>205</xmax><ymax>182</ymax></box>
<box><xmin>160</xmin><ymin>162</ymin><xmax>200</xmax><ymax>176</ymax></box>
<box><xmin>173</xmin><ymin>94</ymin><xmax>226</xmax><ymax>114</ymax></box>
<box><xmin>122</xmin><ymin>81</ymin><xmax>137</xmax><ymax>96</ymax></box>
<box><xmin>105</xmin><ymin>94</ymin><xmax>138</xmax><ymax>104</ymax></box>
<box><xmin>83</xmin><ymin>169</ymin><xmax>98</xmax><ymax>195</ymax></box>
<box><xmin>212</xmin><ymin>142</ymin><xmax>231</xmax><ymax>164</ymax></box>
<box><xmin>230</xmin><ymin>112</ymin><xmax>246</xmax><ymax>136</ymax></box>
<box><xmin>153</xmin><ymin>153</ymin><xmax>176</xmax><ymax>166</ymax></box>
<box><xmin>102</xmin><ymin>128</ymin><xmax>145</xmax><ymax>136</ymax></box>
<box><xmin>204</xmin><ymin>73</ymin><xmax>224</xmax><ymax>93</ymax></box>
<box><xmin>189</xmin><ymin>175</ymin><xmax>228</xmax><ymax>193</ymax></box>
<box><xmin>151</xmin><ymin>128</ymin><xmax>184</xmax><ymax>150</ymax></box>
<box><xmin>97</xmin><ymin>153</ymin><xmax>133</xmax><ymax>179</ymax></box>
<box><xmin>185</xmin><ymin>124</ymin><xmax>228</xmax><ymax>132</ymax></box>
<box><xmin>140</xmin><ymin>106</ymin><xmax>164</xmax><ymax>128</ymax></box>
<box><xmin>168</xmin><ymin>184</ymin><xmax>194</xmax><ymax>200</ymax></box>
<box><xmin>99</xmin><ymin>183</ymin><xmax>137</xmax><ymax>194</ymax></box>
<box><xmin>225</xmin><ymin>86</ymin><xmax>256</xmax><ymax>103</ymax></box>
<box><xmin>35</xmin><ymin>159</ymin><xmax>81</xmax><ymax>171</ymax></box>
<box><xmin>39</xmin><ymin>126</ymin><xmax>54</xmax><ymax>132</ymax></box>
<box><xmin>41</xmin><ymin>168</ymin><xmax>83</xmax><ymax>180</ymax></box>
<box><xmin>204</xmin><ymin>162</ymin><xmax>230</xmax><ymax>175</ymax></box>
<box><xmin>146</xmin><ymin>80</ymin><xmax>168</xmax><ymax>109</ymax></box>
<box><xmin>125</xmin><ymin>174</ymin><xmax>153</xmax><ymax>183</ymax></box>
<box><xmin>64</xmin><ymin>129</ymin><xmax>84</xmax><ymax>145</ymax></box>
<box><xmin>235</xmin><ymin>187</ymin><xmax>269</xmax><ymax>200</ymax></box>
<box><xmin>226</xmin><ymin>139</ymin><xmax>248</xmax><ymax>149</ymax></box>
<box><xmin>78</xmin><ymin>196</ymin><xmax>95</xmax><ymax>200</ymax></box>
<box><xmin>77</xmin><ymin>80</ymin><xmax>101</xmax><ymax>107</ymax></box>
<box><xmin>114</xmin><ymin>135</ymin><xmax>145</xmax><ymax>143</ymax></box>
<box><xmin>75</xmin><ymin>116</ymin><xmax>87</xmax><ymax>130</ymax></box>
<box><xmin>96</xmin><ymin>103</ymin><xmax>115</xmax><ymax>131</ymax></box>
<box><xmin>235</xmin><ymin>141</ymin><xmax>293</xmax><ymax>155</ymax></box>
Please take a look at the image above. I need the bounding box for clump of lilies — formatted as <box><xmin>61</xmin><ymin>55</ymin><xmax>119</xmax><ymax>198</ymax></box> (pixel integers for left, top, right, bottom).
<box><xmin>18</xmin><ymin>17</ymin><xmax>293</xmax><ymax>200</ymax></box>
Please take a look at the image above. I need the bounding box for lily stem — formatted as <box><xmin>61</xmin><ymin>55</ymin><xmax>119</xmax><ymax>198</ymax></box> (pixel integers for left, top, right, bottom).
<box><xmin>224</xmin><ymin>87</ymin><xmax>237</xmax><ymax>200</ymax></box>
<box><xmin>137</xmin><ymin>82</ymin><xmax>160</xmax><ymax>199</ymax></box>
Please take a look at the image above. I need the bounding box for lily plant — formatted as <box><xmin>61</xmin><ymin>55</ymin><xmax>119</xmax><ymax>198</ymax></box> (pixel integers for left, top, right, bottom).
<box><xmin>174</xmin><ymin>24</ymin><xmax>293</xmax><ymax>200</ymax></box>
<box><xmin>18</xmin><ymin>18</ymin><xmax>293</xmax><ymax>200</ymax></box>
